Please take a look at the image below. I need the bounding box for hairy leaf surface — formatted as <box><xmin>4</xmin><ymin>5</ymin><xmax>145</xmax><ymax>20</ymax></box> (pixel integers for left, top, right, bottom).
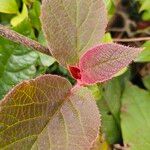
<box><xmin>0</xmin><ymin>75</ymin><xmax>100</xmax><ymax>149</ymax></box>
<box><xmin>41</xmin><ymin>0</ymin><xmax>107</xmax><ymax>66</ymax></box>
<box><xmin>79</xmin><ymin>43</ymin><xmax>142</xmax><ymax>84</ymax></box>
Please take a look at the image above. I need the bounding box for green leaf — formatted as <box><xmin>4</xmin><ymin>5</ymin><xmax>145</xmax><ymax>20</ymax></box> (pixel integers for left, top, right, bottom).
<box><xmin>97</xmin><ymin>78</ymin><xmax>122</xmax><ymax>144</ymax></box>
<box><xmin>136</xmin><ymin>41</ymin><xmax>150</xmax><ymax>62</ymax></box>
<box><xmin>28</xmin><ymin>0</ymin><xmax>41</xmax><ymax>31</ymax></box>
<box><xmin>0</xmin><ymin>75</ymin><xmax>100</xmax><ymax>149</ymax></box>
<box><xmin>0</xmin><ymin>0</ymin><xmax>18</xmax><ymax>14</ymax></box>
<box><xmin>137</xmin><ymin>0</ymin><xmax>150</xmax><ymax>21</ymax></box>
<box><xmin>23</xmin><ymin>0</ymin><xmax>34</xmax><ymax>6</ymax></box>
<box><xmin>104</xmin><ymin>0</ymin><xmax>115</xmax><ymax>17</ymax></box>
<box><xmin>104</xmin><ymin>0</ymin><xmax>112</xmax><ymax>10</ymax></box>
<box><xmin>38</xmin><ymin>31</ymin><xmax>56</xmax><ymax>67</ymax></box>
<box><xmin>142</xmin><ymin>10</ymin><xmax>150</xmax><ymax>21</ymax></box>
<box><xmin>88</xmin><ymin>84</ymin><xmax>102</xmax><ymax>101</ymax></box>
<box><xmin>38</xmin><ymin>31</ymin><xmax>47</xmax><ymax>46</ymax></box>
<box><xmin>114</xmin><ymin>67</ymin><xmax>127</xmax><ymax>77</ymax></box>
<box><xmin>101</xmin><ymin>33</ymin><xmax>113</xmax><ymax>43</ymax></box>
<box><xmin>143</xmin><ymin>75</ymin><xmax>150</xmax><ymax>90</ymax></box>
<box><xmin>39</xmin><ymin>53</ymin><xmax>56</xmax><ymax>67</ymax></box>
<box><xmin>0</xmin><ymin>20</ymin><xmax>38</xmax><ymax>100</ymax></box>
<box><xmin>41</xmin><ymin>0</ymin><xmax>108</xmax><ymax>66</ymax></box>
<box><xmin>139</xmin><ymin>0</ymin><xmax>150</xmax><ymax>12</ymax></box>
<box><xmin>121</xmin><ymin>82</ymin><xmax>150</xmax><ymax>150</ymax></box>
<box><xmin>11</xmin><ymin>4</ymin><xmax>28</xmax><ymax>26</ymax></box>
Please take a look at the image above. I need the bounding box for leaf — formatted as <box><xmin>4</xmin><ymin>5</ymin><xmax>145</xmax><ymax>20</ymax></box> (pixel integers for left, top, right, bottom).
<box><xmin>38</xmin><ymin>31</ymin><xmax>47</xmax><ymax>46</ymax></box>
<box><xmin>103</xmin><ymin>0</ymin><xmax>115</xmax><ymax>17</ymax></box>
<box><xmin>41</xmin><ymin>0</ymin><xmax>108</xmax><ymax>66</ymax></box>
<box><xmin>101</xmin><ymin>33</ymin><xmax>127</xmax><ymax>77</ymax></box>
<box><xmin>0</xmin><ymin>0</ymin><xmax>18</xmax><ymax>14</ymax></box>
<box><xmin>28</xmin><ymin>0</ymin><xmax>41</xmax><ymax>31</ymax></box>
<box><xmin>143</xmin><ymin>75</ymin><xmax>150</xmax><ymax>90</ymax></box>
<box><xmin>39</xmin><ymin>53</ymin><xmax>56</xmax><ymax>67</ymax></box>
<box><xmin>97</xmin><ymin>78</ymin><xmax>122</xmax><ymax>144</ymax></box>
<box><xmin>0</xmin><ymin>75</ymin><xmax>100</xmax><ymax>149</ymax></box>
<box><xmin>114</xmin><ymin>67</ymin><xmax>127</xmax><ymax>77</ymax></box>
<box><xmin>38</xmin><ymin>31</ymin><xmax>56</xmax><ymax>67</ymax></box>
<box><xmin>23</xmin><ymin>0</ymin><xmax>34</xmax><ymax>6</ymax></box>
<box><xmin>142</xmin><ymin>10</ymin><xmax>150</xmax><ymax>21</ymax></box>
<box><xmin>121</xmin><ymin>82</ymin><xmax>150</xmax><ymax>150</ymax></box>
<box><xmin>88</xmin><ymin>84</ymin><xmax>102</xmax><ymax>101</ymax></box>
<box><xmin>139</xmin><ymin>0</ymin><xmax>150</xmax><ymax>12</ymax></box>
<box><xmin>11</xmin><ymin>4</ymin><xmax>28</xmax><ymax>27</ymax></box>
<box><xmin>136</xmin><ymin>41</ymin><xmax>150</xmax><ymax>62</ymax></box>
<box><xmin>137</xmin><ymin>0</ymin><xmax>150</xmax><ymax>21</ymax></box>
<box><xmin>90</xmin><ymin>134</ymin><xmax>110</xmax><ymax>150</ymax></box>
<box><xmin>0</xmin><ymin>20</ymin><xmax>38</xmax><ymax>100</ymax></box>
<box><xmin>78</xmin><ymin>43</ymin><xmax>142</xmax><ymax>85</ymax></box>
<box><xmin>101</xmin><ymin>33</ymin><xmax>113</xmax><ymax>43</ymax></box>
<box><xmin>101</xmin><ymin>34</ymin><xmax>127</xmax><ymax>77</ymax></box>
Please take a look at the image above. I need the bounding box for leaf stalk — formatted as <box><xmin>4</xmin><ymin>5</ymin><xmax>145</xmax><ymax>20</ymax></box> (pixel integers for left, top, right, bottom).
<box><xmin>0</xmin><ymin>24</ymin><xmax>51</xmax><ymax>55</ymax></box>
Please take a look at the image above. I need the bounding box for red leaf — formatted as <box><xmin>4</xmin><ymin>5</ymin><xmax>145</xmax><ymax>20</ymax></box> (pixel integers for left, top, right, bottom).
<box><xmin>77</xmin><ymin>43</ymin><xmax>143</xmax><ymax>85</ymax></box>
<box><xmin>69</xmin><ymin>66</ymin><xmax>81</xmax><ymax>80</ymax></box>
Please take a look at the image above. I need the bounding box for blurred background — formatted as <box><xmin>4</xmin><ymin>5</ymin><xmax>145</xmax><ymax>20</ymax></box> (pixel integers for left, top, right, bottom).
<box><xmin>0</xmin><ymin>0</ymin><xmax>150</xmax><ymax>149</ymax></box>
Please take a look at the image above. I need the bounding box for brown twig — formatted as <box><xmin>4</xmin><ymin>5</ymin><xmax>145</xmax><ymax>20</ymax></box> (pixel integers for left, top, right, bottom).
<box><xmin>0</xmin><ymin>24</ymin><xmax>51</xmax><ymax>55</ymax></box>
<box><xmin>113</xmin><ymin>37</ymin><xmax>150</xmax><ymax>42</ymax></box>
<box><xmin>0</xmin><ymin>24</ymin><xmax>149</xmax><ymax>54</ymax></box>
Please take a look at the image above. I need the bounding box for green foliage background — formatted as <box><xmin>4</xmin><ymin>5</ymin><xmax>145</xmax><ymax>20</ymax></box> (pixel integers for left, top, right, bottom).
<box><xmin>0</xmin><ymin>0</ymin><xmax>150</xmax><ymax>149</ymax></box>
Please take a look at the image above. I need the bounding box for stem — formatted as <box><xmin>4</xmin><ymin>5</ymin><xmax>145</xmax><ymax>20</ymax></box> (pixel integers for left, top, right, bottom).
<box><xmin>0</xmin><ymin>24</ymin><xmax>51</xmax><ymax>55</ymax></box>
<box><xmin>113</xmin><ymin>37</ymin><xmax>150</xmax><ymax>42</ymax></box>
<box><xmin>0</xmin><ymin>24</ymin><xmax>150</xmax><ymax>54</ymax></box>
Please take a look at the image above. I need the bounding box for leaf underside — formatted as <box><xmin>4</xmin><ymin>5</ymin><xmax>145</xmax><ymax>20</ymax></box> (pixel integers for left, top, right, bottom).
<box><xmin>41</xmin><ymin>0</ymin><xmax>107</xmax><ymax>67</ymax></box>
<box><xmin>79</xmin><ymin>43</ymin><xmax>142</xmax><ymax>84</ymax></box>
<box><xmin>0</xmin><ymin>75</ymin><xmax>100</xmax><ymax>150</ymax></box>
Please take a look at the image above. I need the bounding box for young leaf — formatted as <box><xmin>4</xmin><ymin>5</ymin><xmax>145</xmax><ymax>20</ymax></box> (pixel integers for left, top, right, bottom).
<box><xmin>11</xmin><ymin>4</ymin><xmax>28</xmax><ymax>26</ymax></box>
<box><xmin>0</xmin><ymin>75</ymin><xmax>100</xmax><ymax>149</ymax></box>
<box><xmin>41</xmin><ymin>0</ymin><xmax>107</xmax><ymax>66</ymax></box>
<box><xmin>78</xmin><ymin>43</ymin><xmax>142</xmax><ymax>85</ymax></box>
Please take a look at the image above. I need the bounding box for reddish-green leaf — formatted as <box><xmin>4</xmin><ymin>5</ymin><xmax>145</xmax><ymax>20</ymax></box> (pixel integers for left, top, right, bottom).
<box><xmin>0</xmin><ymin>75</ymin><xmax>100</xmax><ymax>149</ymax></box>
<box><xmin>41</xmin><ymin>0</ymin><xmax>107</xmax><ymax>67</ymax></box>
<box><xmin>78</xmin><ymin>43</ymin><xmax>143</xmax><ymax>84</ymax></box>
